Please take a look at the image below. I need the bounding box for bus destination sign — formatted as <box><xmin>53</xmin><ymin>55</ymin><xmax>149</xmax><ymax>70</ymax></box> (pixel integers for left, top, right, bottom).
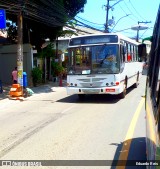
<box><xmin>69</xmin><ymin>35</ymin><xmax>118</xmax><ymax>46</ymax></box>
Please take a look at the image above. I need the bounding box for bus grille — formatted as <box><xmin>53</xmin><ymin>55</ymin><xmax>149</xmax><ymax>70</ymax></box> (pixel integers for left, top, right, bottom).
<box><xmin>78</xmin><ymin>79</ymin><xmax>90</xmax><ymax>82</ymax></box>
<box><xmin>80</xmin><ymin>82</ymin><xmax>103</xmax><ymax>87</ymax></box>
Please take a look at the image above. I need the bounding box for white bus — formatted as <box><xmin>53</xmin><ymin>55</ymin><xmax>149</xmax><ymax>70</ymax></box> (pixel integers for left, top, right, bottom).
<box><xmin>66</xmin><ymin>33</ymin><xmax>143</xmax><ymax>99</ymax></box>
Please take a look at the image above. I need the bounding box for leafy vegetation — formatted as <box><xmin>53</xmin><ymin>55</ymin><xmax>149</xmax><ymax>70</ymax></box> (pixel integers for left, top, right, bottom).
<box><xmin>37</xmin><ymin>42</ymin><xmax>65</xmax><ymax>80</ymax></box>
<box><xmin>31</xmin><ymin>67</ymin><xmax>42</xmax><ymax>86</ymax></box>
<box><xmin>51</xmin><ymin>61</ymin><xmax>65</xmax><ymax>77</ymax></box>
<box><xmin>38</xmin><ymin>43</ymin><xmax>56</xmax><ymax>58</ymax></box>
<box><xmin>4</xmin><ymin>0</ymin><xmax>87</xmax><ymax>50</ymax></box>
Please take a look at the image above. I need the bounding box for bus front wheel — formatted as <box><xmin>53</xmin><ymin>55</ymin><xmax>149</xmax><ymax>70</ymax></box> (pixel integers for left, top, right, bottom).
<box><xmin>119</xmin><ymin>83</ymin><xmax>127</xmax><ymax>99</ymax></box>
<box><xmin>133</xmin><ymin>73</ymin><xmax>139</xmax><ymax>88</ymax></box>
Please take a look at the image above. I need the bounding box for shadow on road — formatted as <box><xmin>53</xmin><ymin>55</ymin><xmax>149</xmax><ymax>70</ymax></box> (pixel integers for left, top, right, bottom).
<box><xmin>57</xmin><ymin>94</ymin><xmax>120</xmax><ymax>104</ymax></box>
<box><xmin>57</xmin><ymin>85</ymin><xmax>136</xmax><ymax>104</ymax></box>
<box><xmin>110</xmin><ymin>137</ymin><xmax>146</xmax><ymax>169</ymax></box>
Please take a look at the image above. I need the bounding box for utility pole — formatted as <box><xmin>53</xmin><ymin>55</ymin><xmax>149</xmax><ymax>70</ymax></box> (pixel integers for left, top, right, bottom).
<box><xmin>104</xmin><ymin>0</ymin><xmax>123</xmax><ymax>33</ymax></box>
<box><xmin>17</xmin><ymin>10</ymin><xmax>23</xmax><ymax>87</ymax></box>
<box><xmin>105</xmin><ymin>0</ymin><xmax>110</xmax><ymax>33</ymax></box>
<box><xmin>9</xmin><ymin>5</ymin><xmax>24</xmax><ymax>98</ymax></box>
<box><xmin>136</xmin><ymin>21</ymin><xmax>151</xmax><ymax>42</ymax></box>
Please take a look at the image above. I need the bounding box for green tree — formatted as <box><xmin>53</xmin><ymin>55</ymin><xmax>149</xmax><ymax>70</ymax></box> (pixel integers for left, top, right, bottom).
<box><xmin>3</xmin><ymin>0</ymin><xmax>87</xmax><ymax>49</ymax></box>
<box><xmin>51</xmin><ymin>62</ymin><xmax>64</xmax><ymax>77</ymax></box>
<box><xmin>31</xmin><ymin>67</ymin><xmax>43</xmax><ymax>86</ymax></box>
<box><xmin>38</xmin><ymin>43</ymin><xmax>55</xmax><ymax>59</ymax></box>
<box><xmin>64</xmin><ymin>0</ymin><xmax>87</xmax><ymax>17</ymax></box>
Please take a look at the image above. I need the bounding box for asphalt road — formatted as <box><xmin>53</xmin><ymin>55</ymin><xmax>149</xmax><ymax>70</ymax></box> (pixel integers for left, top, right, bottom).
<box><xmin>0</xmin><ymin>75</ymin><xmax>147</xmax><ymax>169</ymax></box>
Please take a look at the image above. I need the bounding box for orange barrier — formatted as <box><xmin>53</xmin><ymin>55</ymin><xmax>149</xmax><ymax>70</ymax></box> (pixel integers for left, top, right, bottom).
<box><xmin>9</xmin><ymin>84</ymin><xmax>23</xmax><ymax>97</ymax></box>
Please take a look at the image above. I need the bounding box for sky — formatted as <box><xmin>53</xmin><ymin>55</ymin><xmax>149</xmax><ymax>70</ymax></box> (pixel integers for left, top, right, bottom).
<box><xmin>76</xmin><ymin>0</ymin><xmax>160</xmax><ymax>40</ymax></box>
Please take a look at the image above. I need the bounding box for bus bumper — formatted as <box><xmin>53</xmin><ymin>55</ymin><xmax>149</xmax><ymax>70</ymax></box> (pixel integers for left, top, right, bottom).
<box><xmin>66</xmin><ymin>86</ymin><xmax>123</xmax><ymax>95</ymax></box>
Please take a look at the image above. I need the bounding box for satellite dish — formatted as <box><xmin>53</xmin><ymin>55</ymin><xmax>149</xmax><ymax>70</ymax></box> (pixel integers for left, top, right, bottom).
<box><xmin>131</xmin><ymin>24</ymin><xmax>148</xmax><ymax>31</ymax></box>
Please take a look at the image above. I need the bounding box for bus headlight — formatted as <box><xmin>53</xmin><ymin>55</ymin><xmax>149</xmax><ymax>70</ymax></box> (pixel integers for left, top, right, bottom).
<box><xmin>106</xmin><ymin>83</ymin><xmax>109</xmax><ymax>86</ymax></box>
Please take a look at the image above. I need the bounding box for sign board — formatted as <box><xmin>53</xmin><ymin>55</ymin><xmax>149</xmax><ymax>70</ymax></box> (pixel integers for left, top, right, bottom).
<box><xmin>0</xmin><ymin>9</ymin><xmax>6</xmax><ymax>29</ymax></box>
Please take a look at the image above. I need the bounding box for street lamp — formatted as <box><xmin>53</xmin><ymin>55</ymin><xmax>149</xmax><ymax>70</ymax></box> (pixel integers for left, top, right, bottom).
<box><xmin>111</xmin><ymin>14</ymin><xmax>131</xmax><ymax>32</ymax></box>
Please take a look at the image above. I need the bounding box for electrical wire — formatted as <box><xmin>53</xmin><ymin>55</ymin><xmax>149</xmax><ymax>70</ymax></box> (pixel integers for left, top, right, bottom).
<box><xmin>0</xmin><ymin>0</ymin><xmax>153</xmax><ymax>38</ymax></box>
<box><xmin>0</xmin><ymin>0</ymin><xmax>104</xmax><ymax>35</ymax></box>
<box><xmin>128</xmin><ymin>0</ymin><xmax>147</xmax><ymax>21</ymax></box>
<box><xmin>75</xmin><ymin>16</ymin><xmax>104</xmax><ymax>26</ymax></box>
<box><xmin>118</xmin><ymin>2</ymin><xmax>137</xmax><ymax>22</ymax></box>
<box><xmin>0</xmin><ymin>0</ymin><xmax>69</xmax><ymax>27</ymax></box>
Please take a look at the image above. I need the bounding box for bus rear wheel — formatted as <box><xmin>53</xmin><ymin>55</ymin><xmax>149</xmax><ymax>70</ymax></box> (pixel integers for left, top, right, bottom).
<box><xmin>133</xmin><ymin>73</ymin><xmax>139</xmax><ymax>88</ymax></box>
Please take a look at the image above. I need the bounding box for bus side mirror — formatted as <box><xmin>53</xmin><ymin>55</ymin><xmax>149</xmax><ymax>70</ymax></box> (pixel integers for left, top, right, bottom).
<box><xmin>138</xmin><ymin>44</ymin><xmax>147</xmax><ymax>59</ymax></box>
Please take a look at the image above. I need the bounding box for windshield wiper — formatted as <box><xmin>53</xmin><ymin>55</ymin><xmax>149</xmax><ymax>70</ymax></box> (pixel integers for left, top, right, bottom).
<box><xmin>100</xmin><ymin>53</ymin><xmax>109</xmax><ymax>65</ymax></box>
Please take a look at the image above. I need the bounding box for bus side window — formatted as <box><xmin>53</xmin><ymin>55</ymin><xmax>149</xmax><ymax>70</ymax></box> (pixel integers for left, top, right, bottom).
<box><xmin>120</xmin><ymin>45</ymin><xmax>125</xmax><ymax>63</ymax></box>
<box><xmin>135</xmin><ymin>46</ymin><xmax>138</xmax><ymax>61</ymax></box>
<box><xmin>125</xmin><ymin>43</ymin><xmax>128</xmax><ymax>62</ymax></box>
<box><xmin>133</xmin><ymin>46</ymin><xmax>135</xmax><ymax>61</ymax></box>
<box><xmin>130</xmin><ymin>45</ymin><xmax>134</xmax><ymax>61</ymax></box>
<box><xmin>127</xmin><ymin>44</ymin><xmax>132</xmax><ymax>62</ymax></box>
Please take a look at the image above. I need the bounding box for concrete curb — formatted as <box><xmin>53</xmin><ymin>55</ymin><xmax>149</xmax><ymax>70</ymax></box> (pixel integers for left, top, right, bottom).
<box><xmin>0</xmin><ymin>82</ymin><xmax>67</xmax><ymax>101</ymax></box>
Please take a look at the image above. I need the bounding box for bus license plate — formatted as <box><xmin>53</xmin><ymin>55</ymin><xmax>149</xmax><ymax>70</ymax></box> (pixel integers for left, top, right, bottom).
<box><xmin>82</xmin><ymin>89</ymin><xmax>100</xmax><ymax>93</ymax></box>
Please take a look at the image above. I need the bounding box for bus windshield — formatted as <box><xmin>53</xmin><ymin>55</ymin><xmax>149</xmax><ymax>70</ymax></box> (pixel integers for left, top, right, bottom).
<box><xmin>68</xmin><ymin>44</ymin><xmax>120</xmax><ymax>75</ymax></box>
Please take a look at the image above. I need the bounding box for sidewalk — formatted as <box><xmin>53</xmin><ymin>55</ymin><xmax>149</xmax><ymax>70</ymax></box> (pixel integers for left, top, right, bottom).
<box><xmin>0</xmin><ymin>79</ymin><xmax>67</xmax><ymax>101</ymax></box>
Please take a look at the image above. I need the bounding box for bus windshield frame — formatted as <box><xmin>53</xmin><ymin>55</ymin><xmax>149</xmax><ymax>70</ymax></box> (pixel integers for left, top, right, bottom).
<box><xmin>68</xmin><ymin>44</ymin><xmax>120</xmax><ymax>75</ymax></box>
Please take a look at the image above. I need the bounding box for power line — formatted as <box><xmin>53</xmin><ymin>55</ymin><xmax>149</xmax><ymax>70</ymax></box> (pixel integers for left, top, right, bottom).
<box><xmin>118</xmin><ymin>2</ymin><xmax>137</xmax><ymax>22</ymax></box>
<box><xmin>123</xmin><ymin>1</ymin><xmax>138</xmax><ymax>19</ymax></box>
<box><xmin>75</xmin><ymin>16</ymin><xmax>104</xmax><ymax>26</ymax></box>
<box><xmin>129</xmin><ymin>0</ymin><xmax>147</xmax><ymax>21</ymax></box>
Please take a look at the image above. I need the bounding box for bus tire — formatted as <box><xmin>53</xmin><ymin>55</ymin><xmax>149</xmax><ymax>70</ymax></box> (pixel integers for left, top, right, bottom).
<box><xmin>133</xmin><ymin>73</ymin><xmax>139</xmax><ymax>88</ymax></box>
<box><xmin>119</xmin><ymin>82</ymin><xmax>127</xmax><ymax>99</ymax></box>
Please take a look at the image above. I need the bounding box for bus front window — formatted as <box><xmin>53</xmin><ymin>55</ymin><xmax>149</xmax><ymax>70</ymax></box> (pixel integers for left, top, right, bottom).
<box><xmin>69</xmin><ymin>47</ymin><xmax>92</xmax><ymax>74</ymax></box>
<box><xmin>92</xmin><ymin>45</ymin><xmax>119</xmax><ymax>74</ymax></box>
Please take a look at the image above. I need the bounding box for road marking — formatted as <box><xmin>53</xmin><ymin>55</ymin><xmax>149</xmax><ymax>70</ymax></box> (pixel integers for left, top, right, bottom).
<box><xmin>116</xmin><ymin>98</ymin><xmax>145</xmax><ymax>169</ymax></box>
<box><xmin>146</xmin><ymin>102</ymin><xmax>156</xmax><ymax>144</ymax></box>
